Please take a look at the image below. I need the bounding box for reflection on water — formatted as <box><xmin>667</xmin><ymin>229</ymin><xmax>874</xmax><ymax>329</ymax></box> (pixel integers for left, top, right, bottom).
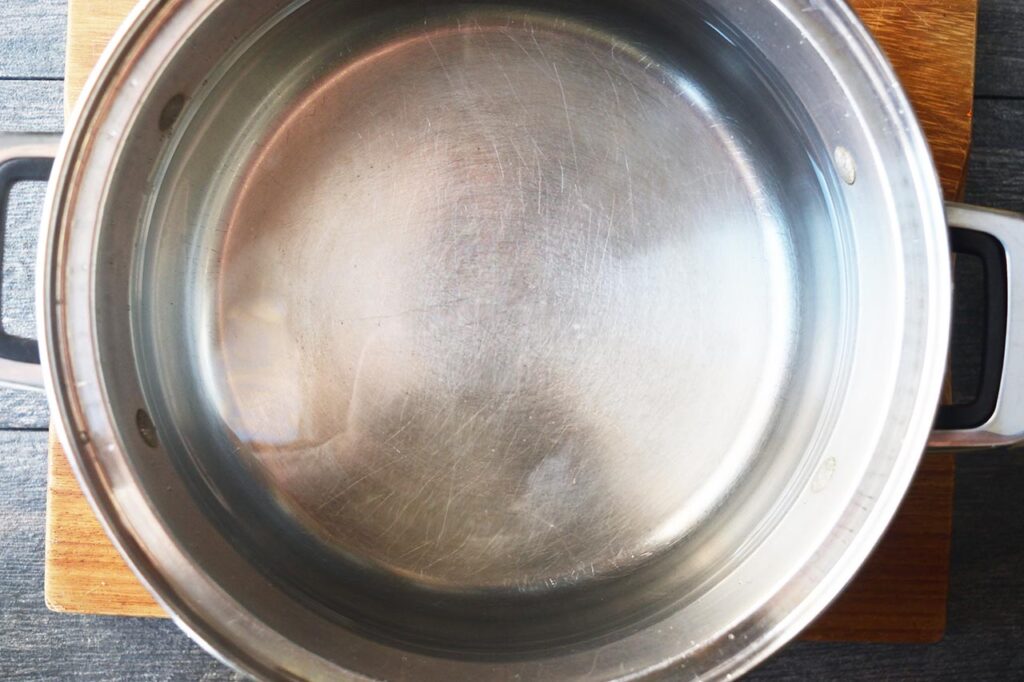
<box><xmin>185</xmin><ymin>19</ymin><xmax>801</xmax><ymax>590</ymax></box>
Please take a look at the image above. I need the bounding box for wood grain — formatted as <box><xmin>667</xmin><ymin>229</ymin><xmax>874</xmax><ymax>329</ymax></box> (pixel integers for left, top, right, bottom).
<box><xmin>0</xmin><ymin>0</ymin><xmax>67</xmax><ymax>80</ymax></box>
<box><xmin>63</xmin><ymin>0</ymin><xmax>138</xmax><ymax>117</ymax></box>
<box><xmin>854</xmin><ymin>0</ymin><xmax>978</xmax><ymax>200</ymax></box>
<box><xmin>46</xmin><ymin>0</ymin><xmax>973</xmax><ymax>642</ymax></box>
<box><xmin>45</xmin><ymin>435</ymin><xmax>165</xmax><ymax>618</ymax></box>
<box><xmin>44</xmin><ymin>0</ymin><xmax>150</xmax><ymax>619</ymax></box>
<box><xmin>967</xmin><ymin>99</ymin><xmax>1024</xmax><ymax>213</ymax></box>
<box><xmin>0</xmin><ymin>80</ymin><xmax>63</xmax><ymax>134</ymax></box>
<box><xmin>975</xmin><ymin>0</ymin><xmax>1024</xmax><ymax>98</ymax></box>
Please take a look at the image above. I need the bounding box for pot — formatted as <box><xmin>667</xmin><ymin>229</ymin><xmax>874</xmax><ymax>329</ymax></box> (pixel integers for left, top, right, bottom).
<box><xmin>1</xmin><ymin>0</ymin><xmax>1022</xmax><ymax>679</ymax></box>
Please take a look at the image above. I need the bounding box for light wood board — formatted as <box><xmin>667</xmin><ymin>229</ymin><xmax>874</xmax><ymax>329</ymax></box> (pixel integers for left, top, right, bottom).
<box><xmin>45</xmin><ymin>0</ymin><xmax>164</xmax><ymax>618</ymax></box>
<box><xmin>46</xmin><ymin>0</ymin><xmax>975</xmax><ymax>642</ymax></box>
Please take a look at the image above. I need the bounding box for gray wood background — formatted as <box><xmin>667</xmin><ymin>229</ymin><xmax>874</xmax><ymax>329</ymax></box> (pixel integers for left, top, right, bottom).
<box><xmin>1</xmin><ymin>1</ymin><xmax>1023</xmax><ymax>679</ymax></box>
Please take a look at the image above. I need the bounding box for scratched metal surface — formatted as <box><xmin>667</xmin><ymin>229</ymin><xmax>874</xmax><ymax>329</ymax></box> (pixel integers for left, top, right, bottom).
<box><xmin>1</xmin><ymin>0</ymin><xmax>1023</xmax><ymax>679</ymax></box>
<box><xmin>126</xmin><ymin>6</ymin><xmax>854</xmax><ymax>666</ymax></box>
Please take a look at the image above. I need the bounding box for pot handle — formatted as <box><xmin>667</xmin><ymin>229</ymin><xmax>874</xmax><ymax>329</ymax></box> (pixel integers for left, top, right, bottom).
<box><xmin>0</xmin><ymin>133</ymin><xmax>60</xmax><ymax>392</ymax></box>
<box><xmin>929</xmin><ymin>202</ymin><xmax>1024</xmax><ymax>449</ymax></box>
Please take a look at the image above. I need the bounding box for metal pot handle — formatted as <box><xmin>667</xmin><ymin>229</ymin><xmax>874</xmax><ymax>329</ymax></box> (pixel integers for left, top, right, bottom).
<box><xmin>929</xmin><ymin>202</ymin><xmax>1024</xmax><ymax>449</ymax></box>
<box><xmin>3</xmin><ymin>144</ymin><xmax>1022</xmax><ymax>442</ymax></box>
<box><xmin>0</xmin><ymin>133</ymin><xmax>60</xmax><ymax>391</ymax></box>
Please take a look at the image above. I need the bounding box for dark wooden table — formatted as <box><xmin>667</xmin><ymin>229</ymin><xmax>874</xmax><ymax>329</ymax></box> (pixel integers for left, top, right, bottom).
<box><xmin>1</xmin><ymin>1</ymin><xmax>1023</xmax><ymax>678</ymax></box>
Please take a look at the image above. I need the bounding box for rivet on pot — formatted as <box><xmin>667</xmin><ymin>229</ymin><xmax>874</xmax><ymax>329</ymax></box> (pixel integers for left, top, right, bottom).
<box><xmin>834</xmin><ymin>146</ymin><xmax>857</xmax><ymax>185</ymax></box>
<box><xmin>158</xmin><ymin>94</ymin><xmax>187</xmax><ymax>133</ymax></box>
<box><xmin>136</xmin><ymin>409</ymin><xmax>159</xmax><ymax>448</ymax></box>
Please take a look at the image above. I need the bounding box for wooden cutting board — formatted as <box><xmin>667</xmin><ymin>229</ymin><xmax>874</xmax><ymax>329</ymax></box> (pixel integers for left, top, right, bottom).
<box><xmin>45</xmin><ymin>0</ymin><xmax>976</xmax><ymax>642</ymax></box>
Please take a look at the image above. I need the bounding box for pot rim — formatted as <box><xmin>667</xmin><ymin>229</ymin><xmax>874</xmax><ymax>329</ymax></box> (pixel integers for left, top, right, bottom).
<box><xmin>39</xmin><ymin>0</ymin><xmax>951</xmax><ymax>679</ymax></box>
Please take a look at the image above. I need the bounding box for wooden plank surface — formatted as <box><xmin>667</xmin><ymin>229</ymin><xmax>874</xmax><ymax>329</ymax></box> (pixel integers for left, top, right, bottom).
<box><xmin>45</xmin><ymin>0</ymin><xmax>972</xmax><ymax>643</ymax></box>
<box><xmin>975</xmin><ymin>0</ymin><xmax>1024</xmax><ymax>98</ymax></box>
<box><xmin>0</xmin><ymin>0</ymin><xmax>67</xmax><ymax>80</ymax></box>
<box><xmin>967</xmin><ymin>99</ymin><xmax>1024</xmax><ymax>212</ymax></box>
<box><xmin>62</xmin><ymin>0</ymin><xmax>137</xmax><ymax>117</ymax></box>
<box><xmin>0</xmin><ymin>81</ymin><xmax>64</xmax><ymax>133</ymax></box>
<box><xmin>45</xmin><ymin>436</ymin><xmax>164</xmax><ymax>617</ymax></box>
<box><xmin>853</xmin><ymin>0</ymin><xmax>977</xmax><ymax>199</ymax></box>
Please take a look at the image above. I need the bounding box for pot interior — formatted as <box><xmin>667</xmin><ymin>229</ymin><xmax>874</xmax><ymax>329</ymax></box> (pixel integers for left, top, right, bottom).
<box><xmin>63</xmin><ymin>0</ymin><xmax>946</xmax><ymax>677</ymax></box>
<box><xmin>136</xmin><ymin>0</ymin><xmax>848</xmax><ymax>654</ymax></box>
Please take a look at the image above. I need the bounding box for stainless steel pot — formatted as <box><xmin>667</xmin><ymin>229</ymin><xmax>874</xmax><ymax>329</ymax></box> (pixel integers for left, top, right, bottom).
<box><xmin>2</xmin><ymin>0</ymin><xmax>1022</xmax><ymax>679</ymax></box>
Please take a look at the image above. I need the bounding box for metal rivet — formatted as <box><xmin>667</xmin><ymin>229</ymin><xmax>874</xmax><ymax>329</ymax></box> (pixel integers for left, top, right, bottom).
<box><xmin>811</xmin><ymin>456</ymin><xmax>837</xmax><ymax>492</ymax></box>
<box><xmin>136</xmin><ymin>409</ymin><xmax>159</xmax><ymax>448</ymax></box>
<box><xmin>834</xmin><ymin>146</ymin><xmax>857</xmax><ymax>185</ymax></box>
<box><xmin>158</xmin><ymin>94</ymin><xmax>186</xmax><ymax>133</ymax></box>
